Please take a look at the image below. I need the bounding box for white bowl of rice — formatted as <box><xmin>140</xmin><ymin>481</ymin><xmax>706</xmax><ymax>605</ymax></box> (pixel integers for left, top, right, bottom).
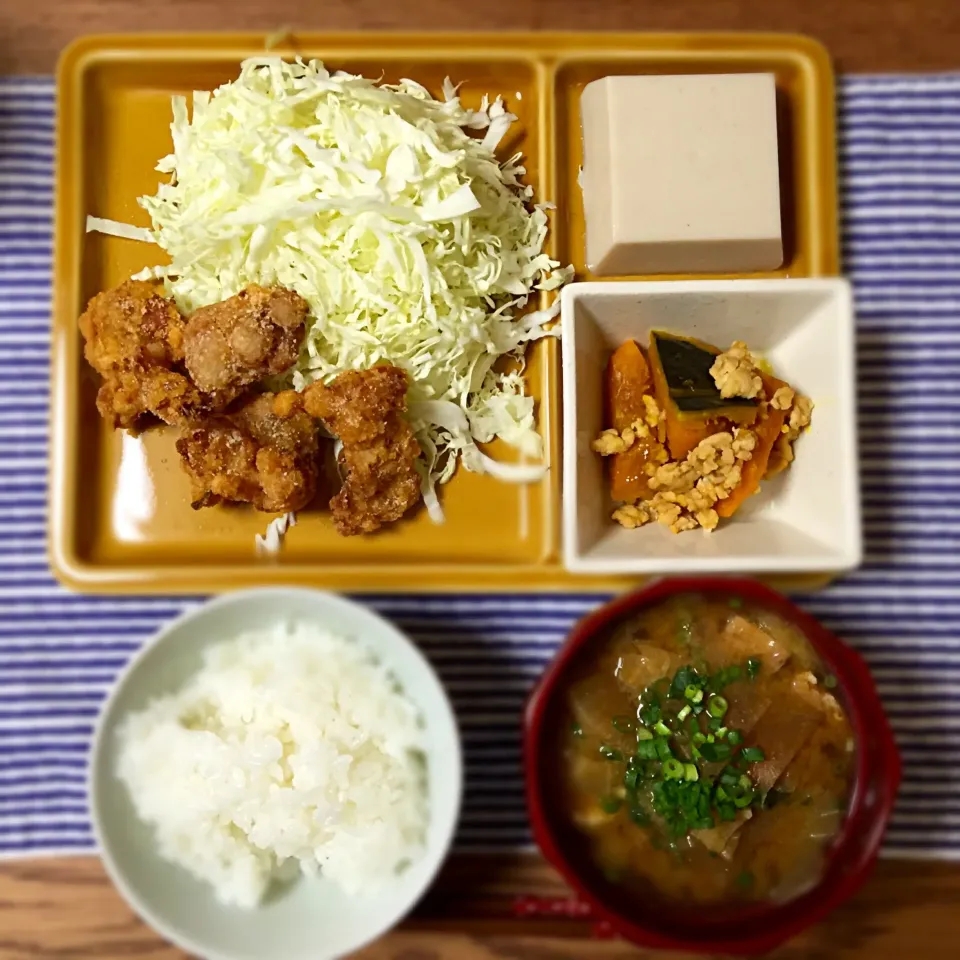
<box><xmin>89</xmin><ymin>588</ymin><xmax>462</xmax><ymax>960</ymax></box>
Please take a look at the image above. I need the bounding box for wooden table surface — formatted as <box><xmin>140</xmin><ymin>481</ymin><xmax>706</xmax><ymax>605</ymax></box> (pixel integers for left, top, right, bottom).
<box><xmin>1</xmin><ymin>0</ymin><xmax>960</xmax><ymax>74</ymax></box>
<box><xmin>1</xmin><ymin>0</ymin><xmax>958</xmax><ymax>957</ymax></box>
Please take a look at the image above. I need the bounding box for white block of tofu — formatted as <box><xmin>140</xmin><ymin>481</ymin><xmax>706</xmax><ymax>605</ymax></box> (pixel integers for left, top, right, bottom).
<box><xmin>580</xmin><ymin>74</ymin><xmax>783</xmax><ymax>275</ymax></box>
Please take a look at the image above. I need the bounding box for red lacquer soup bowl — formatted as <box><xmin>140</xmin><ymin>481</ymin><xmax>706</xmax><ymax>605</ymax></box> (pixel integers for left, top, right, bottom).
<box><xmin>524</xmin><ymin>577</ymin><xmax>900</xmax><ymax>955</ymax></box>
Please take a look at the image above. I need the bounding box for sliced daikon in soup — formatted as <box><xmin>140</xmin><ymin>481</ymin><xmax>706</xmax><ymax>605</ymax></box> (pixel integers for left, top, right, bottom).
<box><xmin>693</xmin><ymin>808</ymin><xmax>752</xmax><ymax>859</ymax></box>
<box><xmin>563</xmin><ymin>752</ymin><xmax>627</xmax><ymax>828</ymax></box>
<box><xmin>569</xmin><ymin>673</ymin><xmax>626</xmax><ymax>740</ymax></box>
<box><xmin>616</xmin><ymin>643</ymin><xmax>680</xmax><ymax>693</ymax></box>
<box><xmin>722</xmin><ymin>680</ymin><xmax>773</xmax><ymax>735</ymax></box>
<box><xmin>701</xmin><ymin>614</ymin><xmax>792</xmax><ymax>674</ymax></box>
<box><xmin>748</xmin><ymin>693</ymin><xmax>824</xmax><ymax>794</ymax></box>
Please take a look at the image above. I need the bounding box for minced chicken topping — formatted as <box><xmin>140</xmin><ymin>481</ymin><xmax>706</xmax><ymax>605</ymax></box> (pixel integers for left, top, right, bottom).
<box><xmin>595</xmin><ymin>395</ymin><xmax>760</xmax><ymax>534</ymax></box>
<box><xmin>709</xmin><ymin>340</ymin><xmax>763</xmax><ymax>399</ymax></box>
<box><xmin>784</xmin><ymin>395</ymin><xmax>814</xmax><ymax>441</ymax></box>
<box><xmin>594</xmin><ymin>366</ymin><xmax>815</xmax><ymax>534</ymax></box>
<box><xmin>770</xmin><ymin>385</ymin><xmax>795</xmax><ymax>411</ymax></box>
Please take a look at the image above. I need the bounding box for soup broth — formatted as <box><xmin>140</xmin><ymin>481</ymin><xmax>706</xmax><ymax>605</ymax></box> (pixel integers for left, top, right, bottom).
<box><xmin>553</xmin><ymin>594</ymin><xmax>854</xmax><ymax>908</ymax></box>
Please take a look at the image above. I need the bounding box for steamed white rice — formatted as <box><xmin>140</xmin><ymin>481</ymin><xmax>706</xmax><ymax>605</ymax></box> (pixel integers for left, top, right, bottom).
<box><xmin>116</xmin><ymin>621</ymin><xmax>428</xmax><ymax>908</ymax></box>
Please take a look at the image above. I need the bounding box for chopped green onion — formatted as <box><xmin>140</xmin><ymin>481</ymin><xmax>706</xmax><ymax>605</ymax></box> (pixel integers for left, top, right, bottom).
<box><xmin>692</xmin><ymin>732</ymin><xmax>707</xmax><ymax>745</ymax></box>
<box><xmin>636</xmin><ymin>727</ymin><xmax>654</xmax><ymax>741</ymax></box>
<box><xmin>638</xmin><ymin>697</ymin><xmax>662</xmax><ymax>727</ymax></box>
<box><xmin>716</xmin><ymin>726</ymin><xmax>729</xmax><ymax>739</ymax></box>
<box><xmin>711</xmin><ymin>665</ymin><xmax>742</xmax><ymax>690</ymax></box>
<box><xmin>677</xmin><ymin>705</ymin><xmax>692</xmax><ymax>723</ymax></box>
<box><xmin>708</xmin><ymin>696</ymin><xmax>729</xmax><ymax>718</ymax></box>
<box><xmin>720</xmin><ymin>771</ymin><xmax>739</xmax><ymax>787</ymax></box>
<box><xmin>716</xmin><ymin>786</ymin><xmax>729</xmax><ymax>802</ymax></box>
<box><xmin>683</xmin><ymin>763</ymin><xmax>699</xmax><ymax>782</ymax></box>
<box><xmin>655</xmin><ymin>720</ymin><xmax>671</xmax><ymax>737</ymax></box>
<box><xmin>655</xmin><ymin>738</ymin><xmax>673</xmax><ymax>761</ymax></box>
<box><xmin>700</xmin><ymin>742</ymin><xmax>732</xmax><ymax>762</ymax></box>
<box><xmin>685</xmin><ymin>685</ymin><xmax>704</xmax><ymax>703</ymax></box>
<box><xmin>691</xmin><ymin>815</ymin><xmax>715</xmax><ymax>830</ymax></box>
<box><xmin>718</xmin><ymin>804</ymin><xmax>737</xmax><ymax>822</ymax></box>
<box><xmin>663</xmin><ymin>759</ymin><xmax>684</xmax><ymax>780</ymax></box>
<box><xmin>636</xmin><ymin>740</ymin><xmax>658</xmax><ymax>760</ymax></box>
<box><xmin>824</xmin><ymin>674</ymin><xmax>838</xmax><ymax>689</ymax></box>
<box><xmin>741</xmin><ymin>747</ymin><xmax>766</xmax><ymax>764</ymax></box>
<box><xmin>746</xmin><ymin>657</ymin><xmax>761</xmax><ymax>680</ymax></box>
<box><xmin>599</xmin><ymin>744</ymin><xmax>623</xmax><ymax>761</ymax></box>
<box><xmin>739</xmin><ymin>774</ymin><xmax>752</xmax><ymax>791</ymax></box>
<box><xmin>707</xmin><ymin>717</ymin><xmax>722</xmax><ymax>732</ymax></box>
<box><xmin>669</xmin><ymin>666</ymin><xmax>701</xmax><ymax>699</ymax></box>
<box><xmin>600</xmin><ymin>796</ymin><xmax>622</xmax><ymax>814</ymax></box>
<box><xmin>727</xmin><ymin>730</ymin><xmax>744</xmax><ymax>746</ymax></box>
<box><xmin>624</xmin><ymin>767</ymin><xmax>640</xmax><ymax>791</ymax></box>
<box><xmin>734</xmin><ymin>793</ymin><xmax>754</xmax><ymax>809</ymax></box>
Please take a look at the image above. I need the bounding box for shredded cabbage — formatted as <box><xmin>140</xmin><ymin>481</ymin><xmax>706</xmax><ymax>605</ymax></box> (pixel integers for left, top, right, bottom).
<box><xmin>88</xmin><ymin>57</ymin><xmax>572</xmax><ymax>517</ymax></box>
<box><xmin>255</xmin><ymin>511</ymin><xmax>297</xmax><ymax>557</ymax></box>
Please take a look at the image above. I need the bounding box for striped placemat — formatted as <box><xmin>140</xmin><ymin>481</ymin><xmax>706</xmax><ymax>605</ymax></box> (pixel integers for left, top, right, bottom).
<box><xmin>1</xmin><ymin>74</ymin><xmax>958</xmax><ymax>860</ymax></box>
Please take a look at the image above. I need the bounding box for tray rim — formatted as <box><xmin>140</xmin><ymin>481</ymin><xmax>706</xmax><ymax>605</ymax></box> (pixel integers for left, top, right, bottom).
<box><xmin>49</xmin><ymin>30</ymin><xmax>840</xmax><ymax>596</ymax></box>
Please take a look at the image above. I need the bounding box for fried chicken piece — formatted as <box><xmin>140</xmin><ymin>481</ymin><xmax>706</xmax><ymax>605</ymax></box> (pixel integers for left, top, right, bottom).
<box><xmin>175</xmin><ymin>393</ymin><xmax>319</xmax><ymax>513</ymax></box>
<box><xmin>78</xmin><ymin>279</ymin><xmax>207</xmax><ymax>430</ymax></box>
<box><xmin>275</xmin><ymin>365</ymin><xmax>422</xmax><ymax>536</ymax></box>
<box><xmin>183</xmin><ymin>285</ymin><xmax>308</xmax><ymax>402</ymax></box>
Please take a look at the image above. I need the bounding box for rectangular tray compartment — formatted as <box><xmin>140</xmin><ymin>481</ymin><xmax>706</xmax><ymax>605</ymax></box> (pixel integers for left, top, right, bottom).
<box><xmin>51</xmin><ymin>32</ymin><xmax>838</xmax><ymax>594</ymax></box>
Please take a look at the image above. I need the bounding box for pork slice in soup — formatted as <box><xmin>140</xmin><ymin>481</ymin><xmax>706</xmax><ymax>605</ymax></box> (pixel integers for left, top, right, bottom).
<box><xmin>552</xmin><ymin>594</ymin><xmax>855</xmax><ymax>908</ymax></box>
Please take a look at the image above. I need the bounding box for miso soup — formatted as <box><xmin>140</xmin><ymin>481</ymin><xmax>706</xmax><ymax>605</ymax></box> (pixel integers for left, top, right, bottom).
<box><xmin>552</xmin><ymin>593</ymin><xmax>854</xmax><ymax>908</ymax></box>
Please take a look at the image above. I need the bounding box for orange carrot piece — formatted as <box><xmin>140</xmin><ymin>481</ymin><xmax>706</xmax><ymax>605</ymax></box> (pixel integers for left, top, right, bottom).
<box><xmin>606</xmin><ymin>340</ymin><xmax>656</xmax><ymax>502</ymax></box>
<box><xmin>717</xmin><ymin>375</ymin><xmax>789</xmax><ymax>519</ymax></box>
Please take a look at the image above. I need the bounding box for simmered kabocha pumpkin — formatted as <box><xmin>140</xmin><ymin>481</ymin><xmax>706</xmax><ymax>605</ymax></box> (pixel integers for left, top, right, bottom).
<box><xmin>649</xmin><ymin>331</ymin><xmax>760</xmax><ymax>460</ymax></box>
<box><xmin>594</xmin><ymin>329</ymin><xmax>813</xmax><ymax>533</ymax></box>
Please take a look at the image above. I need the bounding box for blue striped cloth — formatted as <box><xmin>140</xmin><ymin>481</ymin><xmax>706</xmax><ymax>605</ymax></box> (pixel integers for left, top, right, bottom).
<box><xmin>2</xmin><ymin>74</ymin><xmax>959</xmax><ymax>860</ymax></box>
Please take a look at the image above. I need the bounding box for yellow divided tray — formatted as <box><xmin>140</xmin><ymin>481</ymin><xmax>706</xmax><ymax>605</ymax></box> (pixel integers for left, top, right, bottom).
<box><xmin>50</xmin><ymin>32</ymin><xmax>839</xmax><ymax>594</ymax></box>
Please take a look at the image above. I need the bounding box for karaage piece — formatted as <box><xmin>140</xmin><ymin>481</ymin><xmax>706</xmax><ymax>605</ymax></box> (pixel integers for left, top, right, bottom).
<box><xmin>183</xmin><ymin>285</ymin><xmax>308</xmax><ymax>401</ymax></box>
<box><xmin>275</xmin><ymin>365</ymin><xmax>422</xmax><ymax>536</ymax></box>
<box><xmin>176</xmin><ymin>393</ymin><xmax>319</xmax><ymax>513</ymax></box>
<box><xmin>78</xmin><ymin>279</ymin><xmax>207</xmax><ymax>430</ymax></box>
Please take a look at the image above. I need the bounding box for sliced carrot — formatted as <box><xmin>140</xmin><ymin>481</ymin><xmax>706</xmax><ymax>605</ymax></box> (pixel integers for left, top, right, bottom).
<box><xmin>717</xmin><ymin>375</ymin><xmax>789</xmax><ymax>519</ymax></box>
<box><xmin>610</xmin><ymin>443</ymin><xmax>660</xmax><ymax>502</ymax></box>
<box><xmin>606</xmin><ymin>340</ymin><xmax>656</xmax><ymax>502</ymax></box>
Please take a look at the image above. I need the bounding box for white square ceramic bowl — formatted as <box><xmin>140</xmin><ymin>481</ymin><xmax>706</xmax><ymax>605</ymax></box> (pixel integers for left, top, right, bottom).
<box><xmin>561</xmin><ymin>279</ymin><xmax>861</xmax><ymax>576</ymax></box>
